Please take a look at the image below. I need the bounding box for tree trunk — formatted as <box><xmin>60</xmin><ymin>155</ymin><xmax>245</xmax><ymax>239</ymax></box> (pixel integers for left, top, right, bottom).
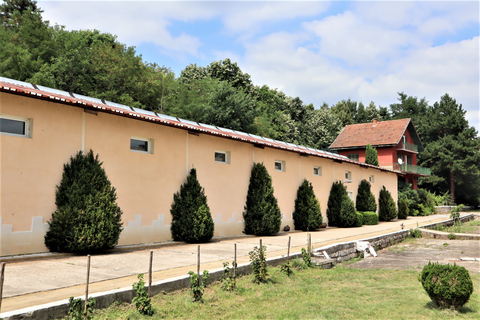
<box><xmin>450</xmin><ymin>169</ymin><xmax>455</xmax><ymax>204</ymax></box>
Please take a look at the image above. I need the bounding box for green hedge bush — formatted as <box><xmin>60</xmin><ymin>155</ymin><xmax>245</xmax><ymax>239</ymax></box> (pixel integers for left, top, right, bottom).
<box><xmin>293</xmin><ymin>179</ymin><xmax>322</xmax><ymax>231</ymax></box>
<box><xmin>338</xmin><ymin>196</ymin><xmax>357</xmax><ymax>228</ymax></box>
<box><xmin>44</xmin><ymin>150</ymin><xmax>123</xmax><ymax>253</ymax></box>
<box><xmin>355</xmin><ymin>212</ymin><xmax>363</xmax><ymax>227</ymax></box>
<box><xmin>419</xmin><ymin>262</ymin><xmax>474</xmax><ymax>309</ymax></box>
<box><xmin>360</xmin><ymin>211</ymin><xmax>378</xmax><ymax>225</ymax></box>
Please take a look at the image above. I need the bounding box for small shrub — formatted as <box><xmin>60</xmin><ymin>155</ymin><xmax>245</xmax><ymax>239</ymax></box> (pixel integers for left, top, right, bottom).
<box><xmin>301</xmin><ymin>248</ymin><xmax>313</xmax><ymax>268</ymax></box>
<box><xmin>67</xmin><ymin>296</ymin><xmax>95</xmax><ymax>320</ymax></box>
<box><xmin>361</xmin><ymin>211</ymin><xmax>378</xmax><ymax>225</ymax></box>
<box><xmin>249</xmin><ymin>245</ymin><xmax>268</xmax><ymax>283</ymax></box>
<box><xmin>409</xmin><ymin>228</ymin><xmax>422</xmax><ymax>238</ymax></box>
<box><xmin>243</xmin><ymin>163</ymin><xmax>281</xmax><ymax>235</ymax></box>
<box><xmin>220</xmin><ymin>262</ymin><xmax>237</xmax><ymax>291</ymax></box>
<box><xmin>338</xmin><ymin>196</ymin><xmax>357</xmax><ymax>227</ymax></box>
<box><xmin>326</xmin><ymin>181</ymin><xmax>347</xmax><ymax>227</ymax></box>
<box><xmin>398</xmin><ymin>198</ymin><xmax>409</xmax><ymax>219</ymax></box>
<box><xmin>280</xmin><ymin>260</ymin><xmax>294</xmax><ymax>276</ymax></box>
<box><xmin>419</xmin><ymin>262</ymin><xmax>474</xmax><ymax>309</ymax></box>
<box><xmin>132</xmin><ymin>274</ymin><xmax>154</xmax><ymax>316</ymax></box>
<box><xmin>449</xmin><ymin>233</ymin><xmax>456</xmax><ymax>240</ymax></box>
<box><xmin>379</xmin><ymin>186</ymin><xmax>397</xmax><ymax>221</ymax></box>
<box><xmin>188</xmin><ymin>270</ymin><xmax>210</xmax><ymax>302</ymax></box>
<box><xmin>355</xmin><ymin>212</ymin><xmax>364</xmax><ymax>227</ymax></box>
<box><xmin>356</xmin><ymin>179</ymin><xmax>377</xmax><ymax>212</ymax></box>
<box><xmin>293</xmin><ymin>179</ymin><xmax>322</xmax><ymax>231</ymax></box>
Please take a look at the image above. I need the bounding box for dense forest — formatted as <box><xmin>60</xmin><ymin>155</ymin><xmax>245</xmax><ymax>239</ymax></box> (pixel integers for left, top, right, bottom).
<box><xmin>1</xmin><ymin>0</ymin><xmax>479</xmax><ymax>206</ymax></box>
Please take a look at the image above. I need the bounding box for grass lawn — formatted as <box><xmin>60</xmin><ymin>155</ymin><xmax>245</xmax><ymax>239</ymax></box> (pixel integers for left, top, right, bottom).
<box><xmin>441</xmin><ymin>219</ymin><xmax>480</xmax><ymax>234</ymax></box>
<box><xmin>92</xmin><ymin>262</ymin><xmax>479</xmax><ymax>319</ymax></box>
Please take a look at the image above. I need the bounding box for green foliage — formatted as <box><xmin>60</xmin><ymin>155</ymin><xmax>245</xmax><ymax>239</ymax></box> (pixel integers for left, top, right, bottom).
<box><xmin>338</xmin><ymin>196</ymin><xmax>357</xmax><ymax>228</ymax></box>
<box><xmin>170</xmin><ymin>168</ymin><xmax>214</xmax><ymax>243</ymax></box>
<box><xmin>219</xmin><ymin>262</ymin><xmax>237</xmax><ymax>291</ymax></box>
<box><xmin>67</xmin><ymin>296</ymin><xmax>95</xmax><ymax>320</ymax></box>
<box><xmin>355</xmin><ymin>212</ymin><xmax>364</xmax><ymax>227</ymax></box>
<box><xmin>365</xmin><ymin>144</ymin><xmax>379</xmax><ymax>166</ymax></box>
<box><xmin>450</xmin><ymin>204</ymin><xmax>464</xmax><ymax>224</ymax></box>
<box><xmin>448</xmin><ymin>233</ymin><xmax>456</xmax><ymax>240</ymax></box>
<box><xmin>326</xmin><ymin>181</ymin><xmax>347</xmax><ymax>227</ymax></box>
<box><xmin>419</xmin><ymin>262</ymin><xmax>474</xmax><ymax>309</ymax></box>
<box><xmin>280</xmin><ymin>259</ymin><xmax>294</xmax><ymax>276</ymax></box>
<box><xmin>243</xmin><ymin>163</ymin><xmax>281</xmax><ymax>236</ymax></box>
<box><xmin>378</xmin><ymin>186</ymin><xmax>397</xmax><ymax>221</ymax></box>
<box><xmin>293</xmin><ymin>179</ymin><xmax>322</xmax><ymax>231</ymax></box>
<box><xmin>356</xmin><ymin>179</ymin><xmax>377</xmax><ymax>212</ymax></box>
<box><xmin>398</xmin><ymin>182</ymin><xmax>437</xmax><ymax>216</ymax></box>
<box><xmin>409</xmin><ymin>229</ymin><xmax>422</xmax><ymax>238</ymax></box>
<box><xmin>301</xmin><ymin>248</ymin><xmax>313</xmax><ymax>268</ymax></box>
<box><xmin>132</xmin><ymin>274</ymin><xmax>154</xmax><ymax>316</ymax></box>
<box><xmin>249</xmin><ymin>245</ymin><xmax>268</xmax><ymax>284</ymax></box>
<box><xmin>44</xmin><ymin>150</ymin><xmax>123</xmax><ymax>253</ymax></box>
<box><xmin>360</xmin><ymin>211</ymin><xmax>378</xmax><ymax>225</ymax></box>
<box><xmin>188</xmin><ymin>270</ymin><xmax>210</xmax><ymax>302</ymax></box>
<box><xmin>398</xmin><ymin>198</ymin><xmax>409</xmax><ymax>219</ymax></box>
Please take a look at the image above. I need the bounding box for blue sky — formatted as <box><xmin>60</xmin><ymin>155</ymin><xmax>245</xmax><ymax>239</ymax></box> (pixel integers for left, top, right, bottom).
<box><xmin>38</xmin><ymin>1</ymin><xmax>479</xmax><ymax>132</ymax></box>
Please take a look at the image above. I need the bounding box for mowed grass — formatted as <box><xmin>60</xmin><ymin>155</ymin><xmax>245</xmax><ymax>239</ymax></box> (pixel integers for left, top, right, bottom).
<box><xmin>92</xmin><ymin>263</ymin><xmax>479</xmax><ymax>320</ymax></box>
<box><xmin>441</xmin><ymin>219</ymin><xmax>480</xmax><ymax>234</ymax></box>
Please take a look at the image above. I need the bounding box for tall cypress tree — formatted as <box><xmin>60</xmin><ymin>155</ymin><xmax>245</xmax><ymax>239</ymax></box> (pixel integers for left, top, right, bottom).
<box><xmin>170</xmin><ymin>168</ymin><xmax>214</xmax><ymax>243</ymax></box>
<box><xmin>243</xmin><ymin>163</ymin><xmax>281</xmax><ymax>235</ymax></box>
<box><xmin>326</xmin><ymin>181</ymin><xmax>347</xmax><ymax>227</ymax></box>
<box><xmin>365</xmin><ymin>144</ymin><xmax>379</xmax><ymax>166</ymax></box>
<box><xmin>293</xmin><ymin>179</ymin><xmax>322</xmax><ymax>231</ymax></box>
<box><xmin>378</xmin><ymin>186</ymin><xmax>397</xmax><ymax>221</ymax></box>
<box><xmin>44</xmin><ymin>150</ymin><xmax>123</xmax><ymax>253</ymax></box>
<box><xmin>356</xmin><ymin>179</ymin><xmax>377</xmax><ymax>212</ymax></box>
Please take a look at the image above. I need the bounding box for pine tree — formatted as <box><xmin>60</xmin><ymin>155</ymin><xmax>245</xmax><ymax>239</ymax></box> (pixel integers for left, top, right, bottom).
<box><xmin>170</xmin><ymin>168</ymin><xmax>214</xmax><ymax>243</ymax></box>
<box><xmin>243</xmin><ymin>163</ymin><xmax>281</xmax><ymax>235</ymax></box>
<box><xmin>378</xmin><ymin>186</ymin><xmax>397</xmax><ymax>221</ymax></box>
<box><xmin>326</xmin><ymin>181</ymin><xmax>347</xmax><ymax>227</ymax></box>
<box><xmin>365</xmin><ymin>144</ymin><xmax>379</xmax><ymax>166</ymax></box>
<box><xmin>293</xmin><ymin>179</ymin><xmax>322</xmax><ymax>231</ymax></box>
<box><xmin>44</xmin><ymin>150</ymin><xmax>123</xmax><ymax>253</ymax></box>
<box><xmin>356</xmin><ymin>179</ymin><xmax>377</xmax><ymax>212</ymax></box>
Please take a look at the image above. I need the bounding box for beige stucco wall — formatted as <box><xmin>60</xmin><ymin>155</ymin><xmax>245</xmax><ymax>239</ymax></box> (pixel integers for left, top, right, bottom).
<box><xmin>1</xmin><ymin>92</ymin><xmax>399</xmax><ymax>256</ymax></box>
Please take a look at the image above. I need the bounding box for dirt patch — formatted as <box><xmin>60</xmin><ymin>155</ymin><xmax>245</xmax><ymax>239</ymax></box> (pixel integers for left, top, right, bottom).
<box><xmin>347</xmin><ymin>238</ymin><xmax>480</xmax><ymax>274</ymax></box>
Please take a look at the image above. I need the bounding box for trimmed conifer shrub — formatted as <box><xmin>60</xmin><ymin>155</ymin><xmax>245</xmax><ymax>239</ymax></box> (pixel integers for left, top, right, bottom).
<box><xmin>365</xmin><ymin>144</ymin><xmax>379</xmax><ymax>166</ymax></box>
<box><xmin>355</xmin><ymin>212</ymin><xmax>364</xmax><ymax>227</ymax></box>
<box><xmin>356</xmin><ymin>179</ymin><xmax>377</xmax><ymax>212</ymax></box>
<box><xmin>419</xmin><ymin>262</ymin><xmax>474</xmax><ymax>309</ymax></box>
<box><xmin>378</xmin><ymin>186</ymin><xmax>397</xmax><ymax>221</ymax></box>
<box><xmin>293</xmin><ymin>179</ymin><xmax>322</xmax><ymax>231</ymax></box>
<box><xmin>243</xmin><ymin>163</ymin><xmax>281</xmax><ymax>235</ymax></box>
<box><xmin>171</xmin><ymin>168</ymin><xmax>214</xmax><ymax>243</ymax></box>
<box><xmin>360</xmin><ymin>211</ymin><xmax>378</xmax><ymax>225</ymax></box>
<box><xmin>398</xmin><ymin>198</ymin><xmax>409</xmax><ymax>219</ymax></box>
<box><xmin>338</xmin><ymin>196</ymin><xmax>357</xmax><ymax>227</ymax></box>
<box><xmin>44</xmin><ymin>150</ymin><xmax>123</xmax><ymax>253</ymax></box>
<box><xmin>326</xmin><ymin>181</ymin><xmax>347</xmax><ymax>227</ymax></box>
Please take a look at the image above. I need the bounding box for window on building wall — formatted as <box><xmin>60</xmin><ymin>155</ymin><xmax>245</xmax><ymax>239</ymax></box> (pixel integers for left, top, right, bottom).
<box><xmin>130</xmin><ymin>137</ymin><xmax>152</xmax><ymax>153</ymax></box>
<box><xmin>347</xmin><ymin>191</ymin><xmax>354</xmax><ymax>201</ymax></box>
<box><xmin>275</xmin><ymin>160</ymin><xmax>285</xmax><ymax>172</ymax></box>
<box><xmin>0</xmin><ymin>115</ymin><xmax>30</xmax><ymax>137</ymax></box>
<box><xmin>313</xmin><ymin>166</ymin><xmax>322</xmax><ymax>176</ymax></box>
<box><xmin>345</xmin><ymin>171</ymin><xmax>352</xmax><ymax>180</ymax></box>
<box><xmin>215</xmin><ymin>151</ymin><xmax>230</xmax><ymax>164</ymax></box>
<box><xmin>369</xmin><ymin>175</ymin><xmax>374</xmax><ymax>183</ymax></box>
<box><xmin>347</xmin><ymin>154</ymin><xmax>359</xmax><ymax>161</ymax></box>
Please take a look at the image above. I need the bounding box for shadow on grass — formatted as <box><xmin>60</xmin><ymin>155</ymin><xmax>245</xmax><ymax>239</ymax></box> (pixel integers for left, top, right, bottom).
<box><xmin>424</xmin><ymin>301</ymin><xmax>476</xmax><ymax>314</ymax></box>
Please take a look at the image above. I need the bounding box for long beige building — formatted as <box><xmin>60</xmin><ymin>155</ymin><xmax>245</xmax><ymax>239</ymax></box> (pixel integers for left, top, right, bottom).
<box><xmin>0</xmin><ymin>77</ymin><xmax>398</xmax><ymax>256</ymax></box>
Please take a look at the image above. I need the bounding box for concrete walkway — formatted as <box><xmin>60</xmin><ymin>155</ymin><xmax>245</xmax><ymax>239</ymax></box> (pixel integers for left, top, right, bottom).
<box><xmin>0</xmin><ymin>214</ymin><xmax>459</xmax><ymax>315</ymax></box>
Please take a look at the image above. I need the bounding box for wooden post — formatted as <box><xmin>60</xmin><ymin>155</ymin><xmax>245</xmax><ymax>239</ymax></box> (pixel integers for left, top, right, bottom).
<box><xmin>234</xmin><ymin>243</ymin><xmax>237</xmax><ymax>288</ymax></box>
<box><xmin>197</xmin><ymin>245</ymin><xmax>201</xmax><ymax>280</ymax></box>
<box><xmin>0</xmin><ymin>262</ymin><xmax>5</xmax><ymax>314</ymax></box>
<box><xmin>148</xmin><ymin>251</ymin><xmax>153</xmax><ymax>297</ymax></box>
<box><xmin>287</xmin><ymin>236</ymin><xmax>291</xmax><ymax>260</ymax></box>
<box><xmin>308</xmin><ymin>233</ymin><xmax>312</xmax><ymax>255</ymax></box>
<box><xmin>259</xmin><ymin>239</ymin><xmax>263</xmax><ymax>262</ymax></box>
<box><xmin>84</xmin><ymin>255</ymin><xmax>91</xmax><ymax>319</ymax></box>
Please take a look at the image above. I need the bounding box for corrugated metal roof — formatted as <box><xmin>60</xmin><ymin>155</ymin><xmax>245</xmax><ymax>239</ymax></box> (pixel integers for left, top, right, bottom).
<box><xmin>0</xmin><ymin>76</ymin><xmax>398</xmax><ymax>174</ymax></box>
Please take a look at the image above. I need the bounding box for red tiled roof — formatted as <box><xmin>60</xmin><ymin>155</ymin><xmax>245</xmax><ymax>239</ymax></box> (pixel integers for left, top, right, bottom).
<box><xmin>329</xmin><ymin>119</ymin><xmax>411</xmax><ymax>150</ymax></box>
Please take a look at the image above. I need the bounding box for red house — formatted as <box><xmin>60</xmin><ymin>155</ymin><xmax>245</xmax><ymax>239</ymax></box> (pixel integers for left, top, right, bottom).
<box><xmin>329</xmin><ymin>118</ymin><xmax>430</xmax><ymax>189</ymax></box>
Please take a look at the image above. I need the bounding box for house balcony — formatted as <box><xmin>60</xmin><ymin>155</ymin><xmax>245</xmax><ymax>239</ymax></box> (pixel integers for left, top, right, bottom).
<box><xmin>397</xmin><ymin>142</ymin><xmax>418</xmax><ymax>153</ymax></box>
<box><xmin>393</xmin><ymin>163</ymin><xmax>431</xmax><ymax>176</ymax></box>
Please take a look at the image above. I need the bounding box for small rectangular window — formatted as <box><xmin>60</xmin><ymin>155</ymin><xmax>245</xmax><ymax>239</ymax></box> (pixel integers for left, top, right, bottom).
<box><xmin>347</xmin><ymin>154</ymin><xmax>359</xmax><ymax>161</ymax></box>
<box><xmin>215</xmin><ymin>151</ymin><xmax>230</xmax><ymax>164</ymax></box>
<box><xmin>347</xmin><ymin>191</ymin><xmax>354</xmax><ymax>201</ymax></box>
<box><xmin>0</xmin><ymin>115</ymin><xmax>29</xmax><ymax>137</ymax></box>
<box><xmin>369</xmin><ymin>175</ymin><xmax>375</xmax><ymax>183</ymax></box>
<box><xmin>275</xmin><ymin>160</ymin><xmax>285</xmax><ymax>172</ymax></box>
<box><xmin>313</xmin><ymin>166</ymin><xmax>322</xmax><ymax>176</ymax></box>
<box><xmin>130</xmin><ymin>137</ymin><xmax>152</xmax><ymax>153</ymax></box>
<box><xmin>345</xmin><ymin>171</ymin><xmax>352</xmax><ymax>180</ymax></box>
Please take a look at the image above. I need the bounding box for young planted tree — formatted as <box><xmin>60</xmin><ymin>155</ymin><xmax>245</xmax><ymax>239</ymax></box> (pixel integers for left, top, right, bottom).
<box><xmin>293</xmin><ymin>179</ymin><xmax>322</xmax><ymax>231</ymax></box>
<box><xmin>356</xmin><ymin>179</ymin><xmax>377</xmax><ymax>212</ymax></box>
<box><xmin>44</xmin><ymin>150</ymin><xmax>123</xmax><ymax>253</ymax></box>
<box><xmin>170</xmin><ymin>168</ymin><xmax>214</xmax><ymax>243</ymax></box>
<box><xmin>243</xmin><ymin>163</ymin><xmax>281</xmax><ymax>235</ymax></box>
<box><xmin>326</xmin><ymin>181</ymin><xmax>347</xmax><ymax>227</ymax></box>
<box><xmin>378</xmin><ymin>186</ymin><xmax>397</xmax><ymax>221</ymax></box>
<box><xmin>365</xmin><ymin>144</ymin><xmax>379</xmax><ymax>166</ymax></box>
